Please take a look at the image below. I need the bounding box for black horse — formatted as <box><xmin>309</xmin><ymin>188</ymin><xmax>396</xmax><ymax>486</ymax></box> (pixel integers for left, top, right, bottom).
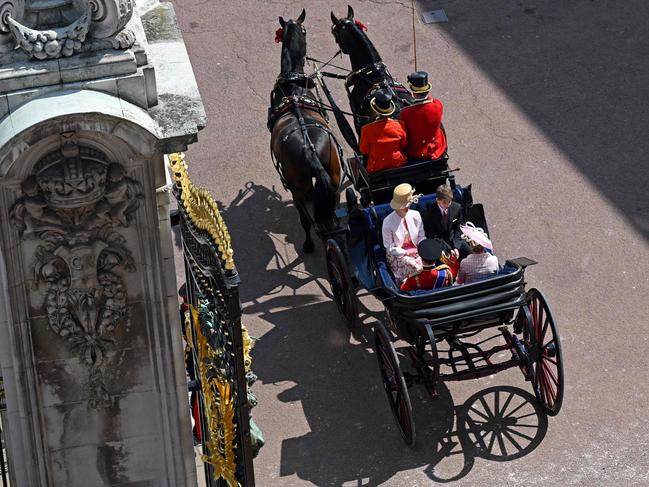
<box><xmin>330</xmin><ymin>5</ymin><xmax>413</xmax><ymax>132</ymax></box>
<box><xmin>269</xmin><ymin>10</ymin><xmax>342</xmax><ymax>253</ymax></box>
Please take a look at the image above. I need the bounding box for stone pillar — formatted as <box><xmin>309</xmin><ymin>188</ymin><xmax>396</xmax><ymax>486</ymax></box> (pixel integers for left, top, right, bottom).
<box><xmin>0</xmin><ymin>2</ymin><xmax>205</xmax><ymax>486</ymax></box>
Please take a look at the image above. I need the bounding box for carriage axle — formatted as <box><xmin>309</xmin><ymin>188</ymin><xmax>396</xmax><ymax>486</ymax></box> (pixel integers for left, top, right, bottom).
<box><xmin>407</xmin><ymin>326</ymin><xmax>533</xmax><ymax>389</ymax></box>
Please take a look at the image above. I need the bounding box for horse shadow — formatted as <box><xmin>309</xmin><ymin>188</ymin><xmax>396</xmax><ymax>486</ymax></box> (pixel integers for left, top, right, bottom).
<box><xmin>210</xmin><ymin>182</ymin><xmax>328</xmax><ymax>305</ymax></box>
<box><xmin>210</xmin><ymin>182</ymin><xmax>381</xmax><ymax>330</ymax></box>
<box><xmin>252</xmin><ymin>300</ymin><xmax>548</xmax><ymax>486</ymax></box>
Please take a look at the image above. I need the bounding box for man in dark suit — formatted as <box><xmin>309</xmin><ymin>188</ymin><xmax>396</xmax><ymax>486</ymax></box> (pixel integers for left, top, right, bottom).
<box><xmin>423</xmin><ymin>185</ymin><xmax>471</xmax><ymax>258</ymax></box>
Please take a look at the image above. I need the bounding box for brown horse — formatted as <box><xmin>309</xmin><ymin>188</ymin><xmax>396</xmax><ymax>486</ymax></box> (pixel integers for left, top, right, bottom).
<box><xmin>269</xmin><ymin>10</ymin><xmax>342</xmax><ymax>253</ymax></box>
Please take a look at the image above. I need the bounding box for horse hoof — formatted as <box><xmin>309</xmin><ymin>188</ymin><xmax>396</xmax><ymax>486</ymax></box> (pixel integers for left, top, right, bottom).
<box><xmin>302</xmin><ymin>241</ymin><xmax>315</xmax><ymax>253</ymax></box>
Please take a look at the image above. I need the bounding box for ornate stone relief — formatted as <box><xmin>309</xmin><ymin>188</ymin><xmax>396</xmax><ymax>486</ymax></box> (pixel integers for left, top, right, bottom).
<box><xmin>8</xmin><ymin>6</ymin><xmax>91</xmax><ymax>59</ymax></box>
<box><xmin>84</xmin><ymin>0</ymin><xmax>134</xmax><ymax>38</ymax></box>
<box><xmin>0</xmin><ymin>0</ymin><xmax>24</xmax><ymax>52</ymax></box>
<box><xmin>10</xmin><ymin>139</ymin><xmax>144</xmax><ymax>408</ymax></box>
<box><xmin>3</xmin><ymin>0</ymin><xmax>135</xmax><ymax>59</ymax></box>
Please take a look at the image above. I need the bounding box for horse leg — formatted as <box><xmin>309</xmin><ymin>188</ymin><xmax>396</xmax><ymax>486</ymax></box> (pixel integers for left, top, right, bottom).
<box><xmin>295</xmin><ymin>200</ymin><xmax>315</xmax><ymax>253</ymax></box>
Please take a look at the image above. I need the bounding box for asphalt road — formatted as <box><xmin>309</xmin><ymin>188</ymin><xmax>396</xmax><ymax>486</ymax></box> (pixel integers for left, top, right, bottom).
<box><xmin>170</xmin><ymin>1</ymin><xmax>649</xmax><ymax>485</ymax></box>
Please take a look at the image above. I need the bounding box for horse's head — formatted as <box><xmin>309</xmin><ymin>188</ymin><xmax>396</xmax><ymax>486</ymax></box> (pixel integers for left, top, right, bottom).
<box><xmin>277</xmin><ymin>9</ymin><xmax>307</xmax><ymax>74</ymax></box>
<box><xmin>330</xmin><ymin>6</ymin><xmax>380</xmax><ymax>67</ymax></box>
<box><xmin>330</xmin><ymin>5</ymin><xmax>356</xmax><ymax>54</ymax></box>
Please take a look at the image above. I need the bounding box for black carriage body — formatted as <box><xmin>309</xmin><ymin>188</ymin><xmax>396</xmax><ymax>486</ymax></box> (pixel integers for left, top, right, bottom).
<box><xmin>336</xmin><ymin>188</ymin><xmax>564</xmax><ymax>446</ymax></box>
<box><xmin>348</xmin><ymin>153</ymin><xmax>451</xmax><ymax>207</ymax></box>
<box><xmin>349</xmin><ymin>193</ymin><xmax>526</xmax><ymax>344</ymax></box>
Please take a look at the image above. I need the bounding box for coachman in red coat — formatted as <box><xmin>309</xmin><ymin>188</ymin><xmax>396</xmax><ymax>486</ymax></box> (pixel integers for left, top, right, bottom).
<box><xmin>399</xmin><ymin>71</ymin><xmax>448</xmax><ymax>161</ymax></box>
<box><xmin>359</xmin><ymin>89</ymin><xmax>408</xmax><ymax>173</ymax></box>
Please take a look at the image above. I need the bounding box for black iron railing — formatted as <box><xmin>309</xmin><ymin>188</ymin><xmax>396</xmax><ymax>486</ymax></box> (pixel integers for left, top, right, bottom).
<box><xmin>169</xmin><ymin>153</ymin><xmax>259</xmax><ymax>487</ymax></box>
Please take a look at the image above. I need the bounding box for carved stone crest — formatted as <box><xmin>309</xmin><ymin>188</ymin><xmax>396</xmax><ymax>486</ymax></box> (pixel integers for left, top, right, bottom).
<box><xmin>10</xmin><ymin>141</ymin><xmax>143</xmax><ymax>408</ymax></box>
<box><xmin>2</xmin><ymin>0</ymin><xmax>135</xmax><ymax>58</ymax></box>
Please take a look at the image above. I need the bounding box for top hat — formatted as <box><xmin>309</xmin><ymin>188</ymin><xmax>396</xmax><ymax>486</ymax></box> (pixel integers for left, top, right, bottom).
<box><xmin>390</xmin><ymin>183</ymin><xmax>416</xmax><ymax>210</ymax></box>
<box><xmin>370</xmin><ymin>89</ymin><xmax>396</xmax><ymax>116</ymax></box>
<box><xmin>407</xmin><ymin>71</ymin><xmax>431</xmax><ymax>93</ymax></box>
<box><xmin>417</xmin><ymin>238</ymin><xmax>444</xmax><ymax>262</ymax></box>
<box><xmin>460</xmin><ymin>222</ymin><xmax>493</xmax><ymax>250</ymax></box>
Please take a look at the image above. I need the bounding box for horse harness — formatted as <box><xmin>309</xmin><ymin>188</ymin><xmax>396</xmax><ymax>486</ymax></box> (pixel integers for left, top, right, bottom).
<box><xmin>268</xmin><ymin>76</ymin><xmax>344</xmax><ymax>192</ymax></box>
<box><xmin>344</xmin><ymin>61</ymin><xmax>412</xmax><ymax>117</ymax></box>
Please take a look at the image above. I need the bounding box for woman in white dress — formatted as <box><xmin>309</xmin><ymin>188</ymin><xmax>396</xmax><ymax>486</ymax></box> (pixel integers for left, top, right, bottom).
<box><xmin>382</xmin><ymin>183</ymin><xmax>426</xmax><ymax>283</ymax></box>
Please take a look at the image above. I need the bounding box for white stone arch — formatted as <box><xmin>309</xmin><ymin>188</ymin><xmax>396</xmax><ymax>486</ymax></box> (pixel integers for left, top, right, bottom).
<box><xmin>0</xmin><ymin>89</ymin><xmax>169</xmax><ymax>180</ymax></box>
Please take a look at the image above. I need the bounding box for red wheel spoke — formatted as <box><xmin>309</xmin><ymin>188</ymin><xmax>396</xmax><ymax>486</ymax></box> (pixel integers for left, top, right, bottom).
<box><xmin>544</xmin><ymin>355</ymin><xmax>558</xmax><ymax>366</ymax></box>
<box><xmin>540</xmin><ymin>366</ymin><xmax>556</xmax><ymax>405</ymax></box>
<box><xmin>542</xmin><ymin>360</ymin><xmax>559</xmax><ymax>387</ymax></box>
<box><xmin>540</xmin><ymin>314</ymin><xmax>550</xmax><ymax>338</ymax></box>
<box><xmin>399</xmin><ymin>399</ymin><xmax>409</xmax><ymax>423</ymax></box>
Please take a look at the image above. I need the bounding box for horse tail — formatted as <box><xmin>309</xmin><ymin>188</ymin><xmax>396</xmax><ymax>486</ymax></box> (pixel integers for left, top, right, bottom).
<box><xmin>307</xmin><ymin>149</ymin><xmax>337</xmax><ymax>229</ymax></box>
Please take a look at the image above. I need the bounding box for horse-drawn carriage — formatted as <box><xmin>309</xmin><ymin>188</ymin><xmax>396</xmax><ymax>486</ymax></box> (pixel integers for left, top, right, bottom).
<box><xmin>325</xmin><ymin>183</ymin><xmax>564</xmax><ymax>445</ymax></box>
<box><xmin>269</xmin><ymin>7</ymin><xmax>564</xmax><ymax>447</ymax></box>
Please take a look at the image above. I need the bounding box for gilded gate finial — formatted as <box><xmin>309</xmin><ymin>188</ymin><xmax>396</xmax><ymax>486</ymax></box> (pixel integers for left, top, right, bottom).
<box><xmin>168</xmin><ymin>153</ymin><xmax>235</xmax><ymax>270</ymax></box>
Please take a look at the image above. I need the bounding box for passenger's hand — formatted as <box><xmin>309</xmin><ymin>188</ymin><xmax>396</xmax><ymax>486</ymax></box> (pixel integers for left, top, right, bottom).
<box><xmin>391</xmin><ymin>247</ymin><xmax>406</xmax><ymax>257</ymax></box>
<box><xmin>451</xmin><ymin>248</ymin><xmax>460</xmax><ymax>259</ymax></box>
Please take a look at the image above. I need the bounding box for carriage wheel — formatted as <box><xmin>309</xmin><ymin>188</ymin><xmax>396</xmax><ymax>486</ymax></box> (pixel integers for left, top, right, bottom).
<box><xmin>514</xmin><ymin>305</ymin><xmax>534</xmax><ymax>380</ymax></box>
<box><xmin>325</xmin><ymin>239</ymin><xmax>358</xmax><ymax>329</ymax></box>
<box><xmin>374</xmin><ymin>321</ymin><xmax>416</xmax><ymax>446</ymax></box>
<box><xmin>527</xmin><ymin>288</ymin><xmax>564</xmax><ymax>416</ymax></box>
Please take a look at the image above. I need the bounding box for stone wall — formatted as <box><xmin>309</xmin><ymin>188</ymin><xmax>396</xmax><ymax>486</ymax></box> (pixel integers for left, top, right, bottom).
<box><xmin>0</xmin><ymin>1</ymin><xmax>205</xmax><ymax>486</ymax></box>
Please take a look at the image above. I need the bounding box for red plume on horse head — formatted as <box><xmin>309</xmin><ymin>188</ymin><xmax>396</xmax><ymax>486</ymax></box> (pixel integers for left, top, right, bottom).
<box><xmin>276</xmin><ymin>9</ymin><xmax>306</xmax><ymax>43</ymax></box>
<box><xmin>330</xmin><ymin>5</ymin><xmax>368</xmax><ymax>31</ymax></box>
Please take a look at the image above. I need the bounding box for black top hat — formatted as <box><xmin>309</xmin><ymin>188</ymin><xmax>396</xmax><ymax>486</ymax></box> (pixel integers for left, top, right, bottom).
<box><xmin>407</xmin><ymin>71</ymin><xmax>431</xmax><ymax>93</ymax></box>
<box><xmin>370</xmin><ymin>89</ymin><xmax>396</xmax><ymax>116</ymax></box>
<box><xmin>417</xmin><ymin>238</ymin><xmax>445</xmax><ymax>262</ymax></box>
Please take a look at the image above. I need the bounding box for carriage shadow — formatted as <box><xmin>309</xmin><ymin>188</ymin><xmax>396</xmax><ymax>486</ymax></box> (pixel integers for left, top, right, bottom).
<box><xmin>251</xmin><ymin>299</ymin><xmax>548</xmax><ymax>486</ymax></box>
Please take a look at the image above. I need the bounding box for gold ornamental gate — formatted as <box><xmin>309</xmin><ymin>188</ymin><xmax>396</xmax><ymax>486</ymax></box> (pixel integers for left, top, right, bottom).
<box><xmin>169</xmin><ymin>153</ymin><xmax>262</xmax><ymax>487</ymax></box>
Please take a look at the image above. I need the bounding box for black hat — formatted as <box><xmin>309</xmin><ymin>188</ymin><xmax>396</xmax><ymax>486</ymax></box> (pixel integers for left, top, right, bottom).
<box><xmin>407</xmin><ymin>71</ymin><xmax>431</xmax><ymax>93</ymax></box>
<box><xmin>370</xmin><ymin>89</ymin><xmax>396</xmax><ymax>116</ymax></box>
<box><xmin>417</xmin><ymin>238</ymin><xmax>444</xmax><ymax>262</ymax></box>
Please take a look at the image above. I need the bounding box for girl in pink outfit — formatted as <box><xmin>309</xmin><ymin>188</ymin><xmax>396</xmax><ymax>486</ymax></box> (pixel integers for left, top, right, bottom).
<box><xmin>456</xmin><ymin>222</ymin><xmax>499</xmax><ymax>284</ymax></box>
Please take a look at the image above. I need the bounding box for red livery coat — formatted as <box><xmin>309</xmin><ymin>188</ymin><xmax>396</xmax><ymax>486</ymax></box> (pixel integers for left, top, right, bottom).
<box><xmin>359</xmin><ymin>118</ymin><xmax>408</xmax><ymax>173</ymax></box>
<box><xmin>399</xmin><ymin>98</ymin><xmax>447</xmax><ymax>160</ymax></box>
<box><xmin>400</xmin><ymin>255</ymin><xmax>459</xmax><ymax>291</ymax></box>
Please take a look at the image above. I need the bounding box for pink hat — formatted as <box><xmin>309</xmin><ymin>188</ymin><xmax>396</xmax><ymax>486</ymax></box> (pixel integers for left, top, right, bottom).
<box><xmin>460</xmin><ymin>222</ymin><xmax>493</xmax><ymax>250</ymax></box>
